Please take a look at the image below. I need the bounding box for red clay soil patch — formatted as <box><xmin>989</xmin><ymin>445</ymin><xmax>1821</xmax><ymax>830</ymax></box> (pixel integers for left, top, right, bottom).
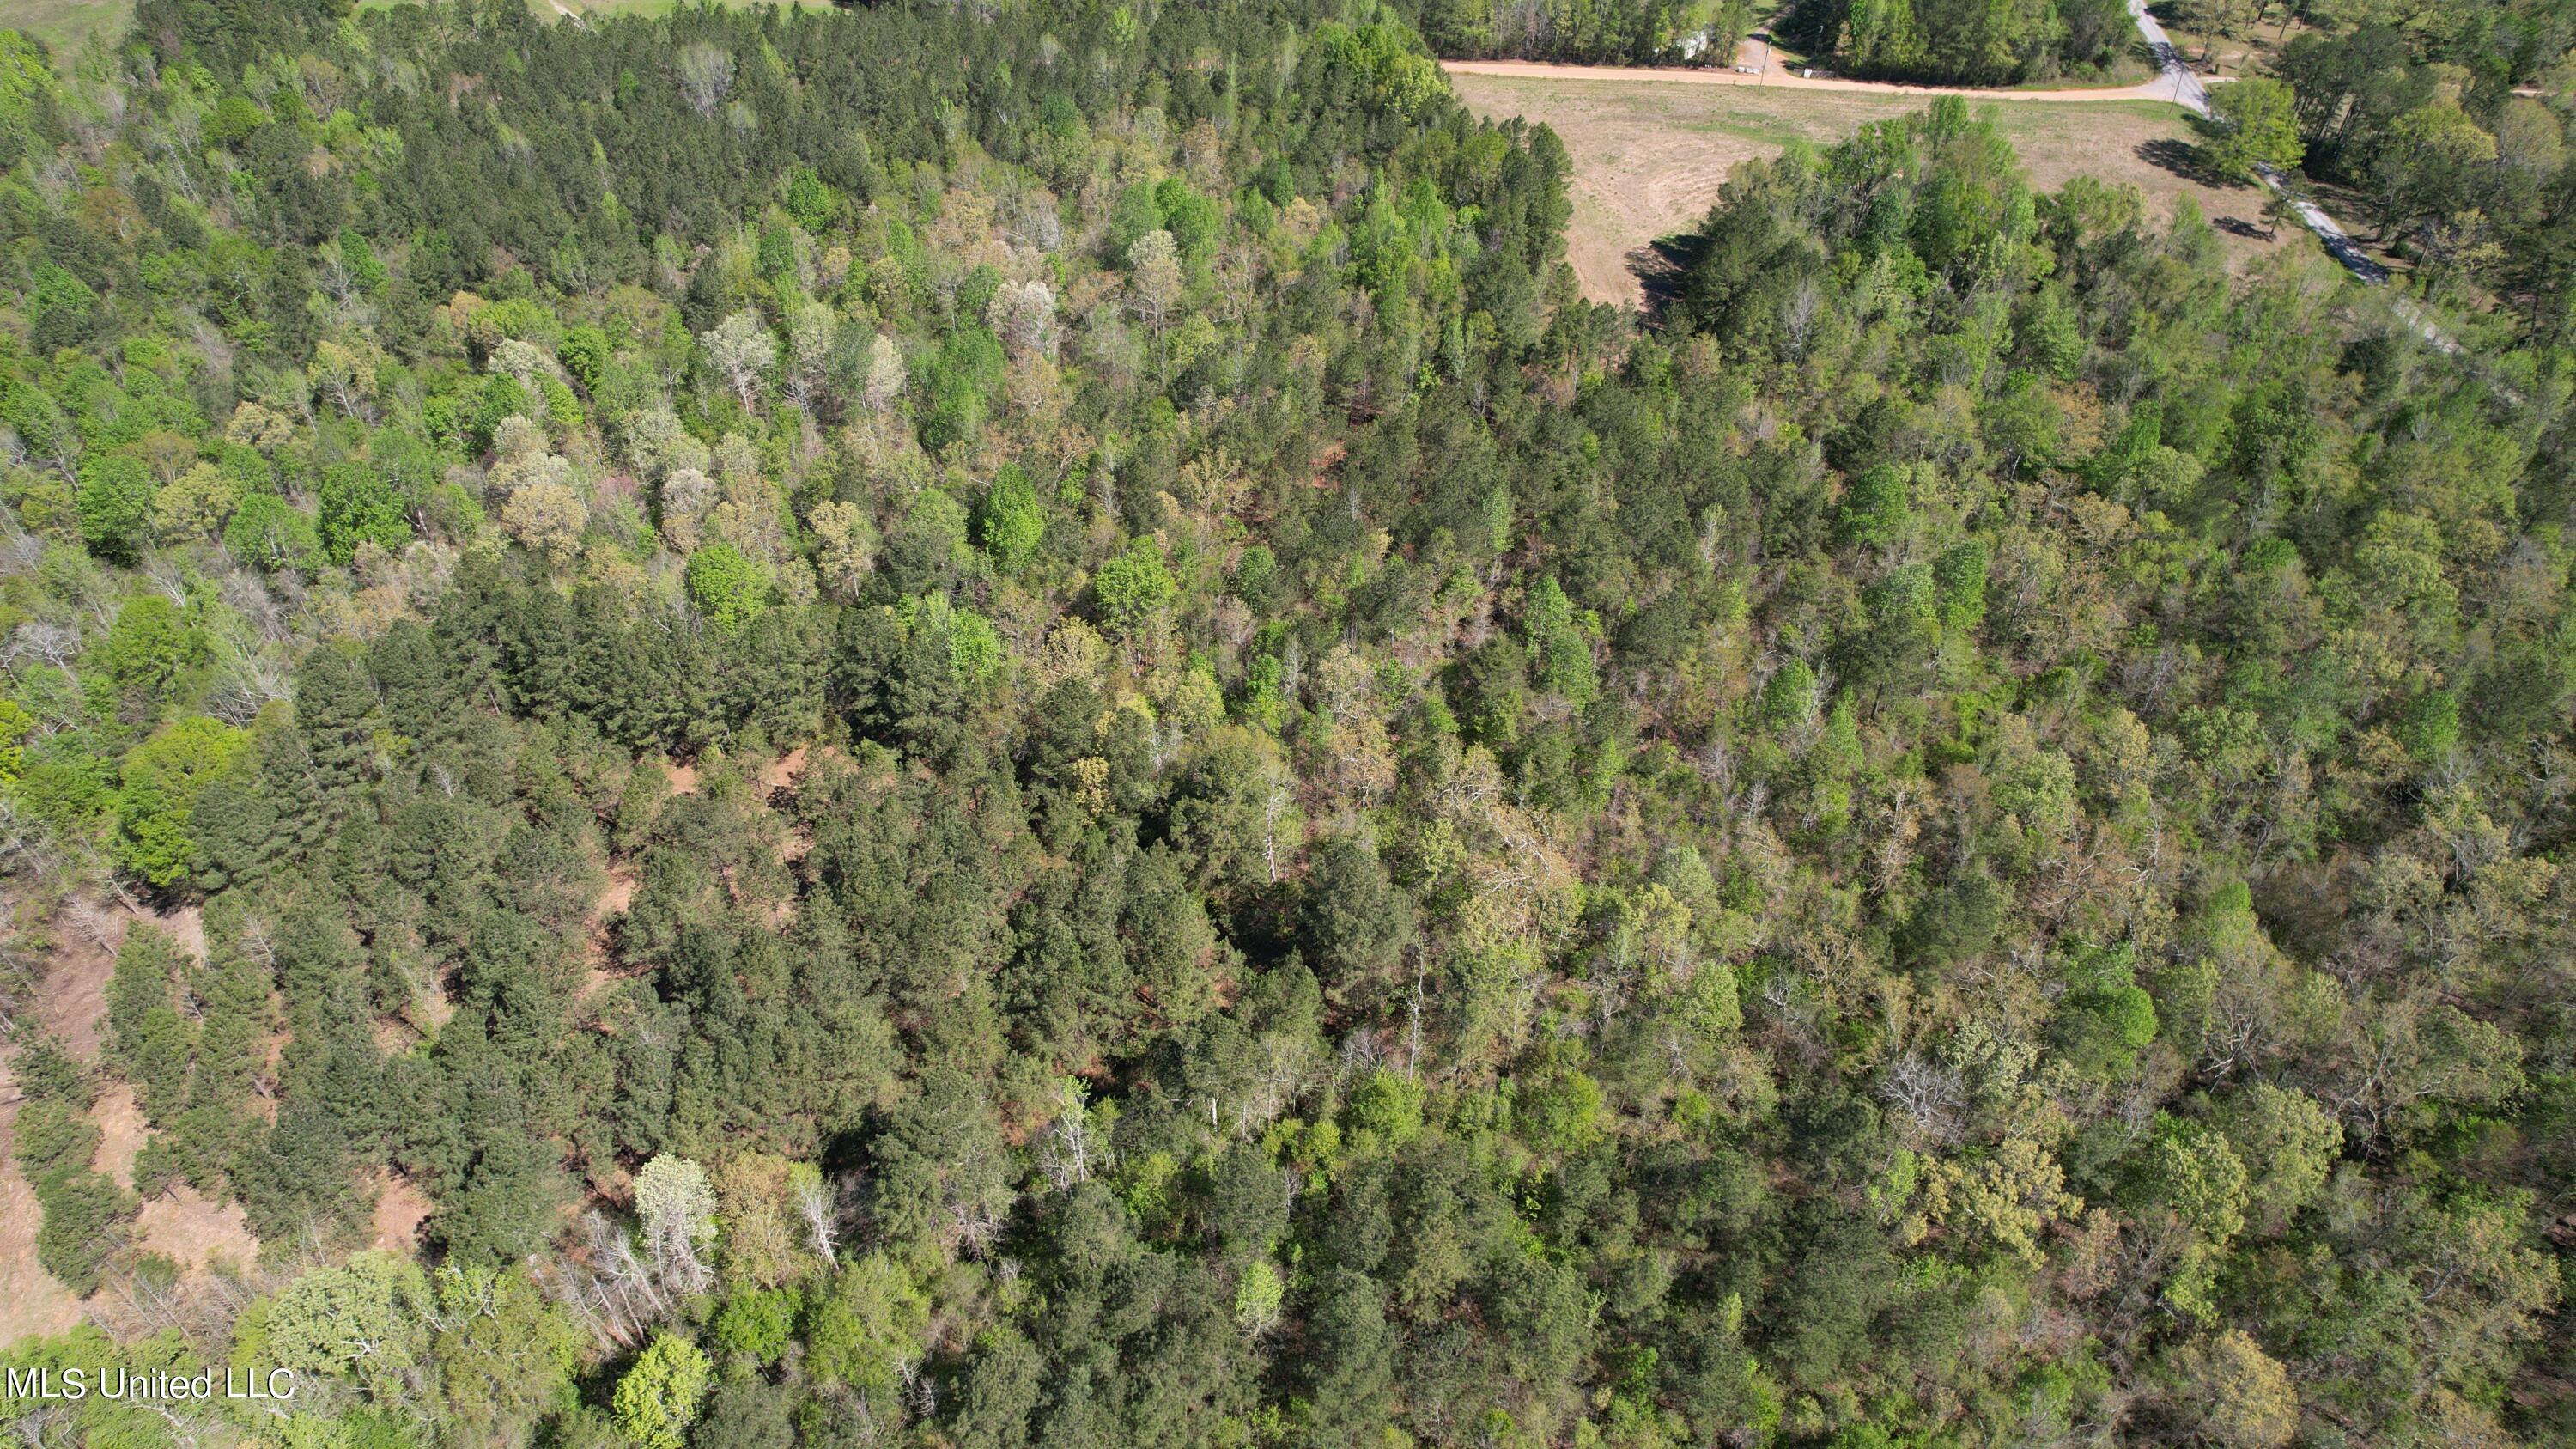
<box><xmin>35</xmin><ymin>900</ymin><xmax>206</xmax><ymax>1062</ymax></box>
<box><xmin>133</xmin><ymin>1187</ymin><xmax>258</xmax><ymax>1277</ymax></box>
<box><xmin>582</xmin><ymin>864</ymin><xmax>643</xmax><ymax>997</ymax></box>
<box><xmin>597</xmin><ymin>867</ymin><xmax>641</xmax><ymax>921</ymax></box>
<box><xmin>762</xmin><ymin>745</ymin><xmax>811</xmax><ymax>795</ymax></box>
<box><xmin>766</xmin><ymin>746</ymin><xmax>827</xmax><ymax>866</ymax></box>
<box><xmin>369</xmin><ymin>1171</ymin><xmax>435</xmax><ymax>1254</ymax></box>
<box><xmin>420</xmin><ymin>982</ymin><xmax>456</xmax><ymax>1032</ymax></box>
<box><xmin>35</xmin><ymin>905</ymin><xmax>127</xmax><ymax>1062</ymax></box>
<box><xmin>1309</xmin><ymin>441</ymin><xmax>1348</xmax><ymax>488</ymax></box>
<box><xmin>89</xmin><ymin>1081</ymin><xmax>260</xmax><ymax>1275</ymax></box>
<box><xmin>91</xmin><ymin>1082</ymin><xmax>149</xmax><ymax>1187</ymax></box>
<box><xmin>4</xmin><ymin>899</ymin><xmax>249</xmax><ymax>1342</ymax></box>
<box><xmin>665</xmin><ymin>760</ymin><xmax>700</xmax><ymax>795</ymax></box>
<box><xmin>155</xmin><ymin>904</ymin><xmax>208</xmax><ymax>970</ymax></box>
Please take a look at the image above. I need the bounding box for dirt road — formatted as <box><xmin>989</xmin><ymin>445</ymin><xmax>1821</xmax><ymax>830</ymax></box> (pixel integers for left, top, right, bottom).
<box><xmin>1443</xmin><ymin>57</ymin><xmax>2191</xmax><ymax>107</ymax></box>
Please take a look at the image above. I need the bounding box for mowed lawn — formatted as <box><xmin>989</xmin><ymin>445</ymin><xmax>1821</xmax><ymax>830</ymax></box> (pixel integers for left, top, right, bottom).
<box><xmin>1448</xmin><ymin>70</ymin><xmax>2288</xmax><ymax>307</ymax></box>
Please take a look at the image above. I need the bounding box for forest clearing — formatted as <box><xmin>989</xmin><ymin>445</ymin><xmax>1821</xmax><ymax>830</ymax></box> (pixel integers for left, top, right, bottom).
<box><xmin>1448</xmin><ymin>65</ymin><xmax>2290</xmax><ymax>306</ymax></box>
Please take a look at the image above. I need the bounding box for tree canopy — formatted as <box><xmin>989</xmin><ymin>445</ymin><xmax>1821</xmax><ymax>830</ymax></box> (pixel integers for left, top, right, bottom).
<box><xmin>1</xmin><ymin>2</ymin><xmax>2573</xmax><ymax>1447</ymax></box>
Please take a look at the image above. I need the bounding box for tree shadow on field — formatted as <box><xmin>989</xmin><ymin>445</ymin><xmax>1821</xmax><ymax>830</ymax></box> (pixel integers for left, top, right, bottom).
<box><xmin>2136</xmin><ymin>137</ymin><xmax>2248</xmax><ymax>189</ymax></box>
<box><xmin>1631</xmin><ymin>234</ymin><xmax>1705</xmax><ymax>324</ymax></box>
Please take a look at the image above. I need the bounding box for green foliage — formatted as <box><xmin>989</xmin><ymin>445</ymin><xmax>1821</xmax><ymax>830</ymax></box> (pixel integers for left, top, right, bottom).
<box><xmin>2049</xmin><ymin>943</ymin><xmax>2158</xmax><ymax>1079</ymax></box>
<box><xmin>1837</xmin><ymin>465</ymin><xmax>1911</xmax><ymax>548</ymax></box>
<box><xmin>75</xmin><ymin>453</ymin><xmax>155</xmax><ymax>561</ymax></box>
<box><xmin>914</xmin><ymin>327</ymin><xmax>1005</xmax><ymax>453</ymax></box>
<box><xmin>12</xmin><ymin>1098</ymin><xmax>101</xmax><ymax>1184</ymax></box>
<box><xmin>1091</xmin><ymin>539</ymin><xmax>1178</xmax><ymax>634</ymax></box>
<box><xmin>686</xmin><ymin>543</ymin><xmax>771</xmax><ymax>626</ymax></box>
<box><xmin>976</xmin><ymin>465</ymin><xmax>1046</xmax><ymax>573</ymax></box>
<box><xmin>804</xmin><ymin>1255</ymin><xmax>930</xmax><ymax>1395</ymax></box>
<box><xmin>264</xmin><ymin>1253</ymin><xmax>437</xmax><ymax>1405</ymax></box>
<box><xmin>2205</xmin><ymin>77</ymin><xmax>2306</xmax><ymax>180</ymax></box>
<box><xmin>32</xmin><ymin>1170</ymin><xmax>137</xmax><ymax>1294</ymax></box>
<box><xmin>785</xmin><ymin>167</ymin><xmax>838</xmax><ymax>231</ymax></box>
<box><xmin>1807</xmin><ymin>0</ymin><xmax>2133</xmax><ymax>83</ymax></box>
<box><xmin>612</xmin><ymin>1334</ymin><xmax>710</xmax><ymax>1449</ymax></box>
<box><xmin>316</xmin><ymin>463</ymin><xmax>414</xmax><ymax>564</ymax></box>
<box><xmin>1344</xmin><ymin>1068</ymin><xmax>1425</xmax><ymax>1151</ymax></box>
<box><xmin>712</xmin><ymin>1287</ymin><xmax>799</xmax><ymax>1366</ymax></box>
<box><xmin>1932</xmin><ymin>539</ymin><xmax>1989</xmax><ymax>631</ymax></box>
<box><xmin>225</xmin><ymin>494</ymin><xmax>322</xmax><ymax>573</ymax></box>
<box><xmin>99</xmin><ymin>595</ymin><xmax>195</xmax><ymax>705</ymax></box>
<box><xmin>113</xmin><ymin>718</ymin><xmax>249</xmax><ymax>888</ymax></box>
<box><xmin>0</xmin><ymin>3</ymin><xmax>2567</xmax><ymax>1444</ymax></box>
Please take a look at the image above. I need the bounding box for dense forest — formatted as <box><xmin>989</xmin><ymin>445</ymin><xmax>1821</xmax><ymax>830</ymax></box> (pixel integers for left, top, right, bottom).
<box><xmin>1777</xmin><ymin>0</ymin><xmax>2137</xmax><ymax>85</ymax></box>
<box><xmin>1</xmin><ymin>0</ymin><xmax>2573</xmax><ymax>1446</ymax></box>
<box><xmin>2263</xmin><ymin>0</ymin><xmax>2576</xmax><ymax>287</ymax></box>
<box><xmin>1402</xmin><ymin>0</ymin><xmax>1753</xmax><ymax>66</ymax></box>
<box><xmin>1778</xmin><ymin>0</ymin><xmax>2576</xmax><ymax>88</ymax></box>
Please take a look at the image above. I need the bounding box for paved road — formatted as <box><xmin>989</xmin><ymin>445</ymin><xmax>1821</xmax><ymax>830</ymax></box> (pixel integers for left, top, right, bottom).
<box><xmin>2128</xmin><ymin>0</ymin><xmax>2211</xmax><ymax>111</ymax></box>
<box><xmin>2123</xmin><ymin>0</ymin><xmax>2400</xmax><ymax>287</ymax></box>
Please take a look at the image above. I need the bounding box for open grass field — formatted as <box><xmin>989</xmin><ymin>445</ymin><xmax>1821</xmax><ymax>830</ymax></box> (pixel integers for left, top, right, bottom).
<box><xmin>11</xmin><ymin>0</ymin><xmax>129</xmax><ymax>62</ymax></box>
<box><xmin>1449</xmin><ymin>67</ymin><xmax>2289</xmax><ymax>307</ymax></box>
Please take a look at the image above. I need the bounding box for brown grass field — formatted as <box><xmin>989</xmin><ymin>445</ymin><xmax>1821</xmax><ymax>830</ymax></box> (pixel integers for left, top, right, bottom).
<box><xmin>1448</xmin><ymin>68</ymin><xmax>2288</xmax><ymax>307</ymax></box>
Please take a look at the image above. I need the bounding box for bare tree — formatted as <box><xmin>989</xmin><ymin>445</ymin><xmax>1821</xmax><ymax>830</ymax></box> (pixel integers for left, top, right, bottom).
<box><xmin>1040</xmin><ymin>1076</ymin><xmax>1102</xmax><ymax>1190</ymax></box>
<box><xmin>1127</xmin><ymin>229</ymin><xmax>1183</xmax><ymax>332</ymax></box>
<box><xmin>675</xmin><ymin>43</ymin><xmax>735</xmax><ymax>118</ymax></box>
<box><xmin>788</xmin><ymin>1162</ymin><xmax>841</xmax><ymax>1267</ymax></box>
<box><xmin>1880</xmin><ymin>1051</ymin><xmax>1967</xmax><ymax>1148</ymax></box>
<box><xmin>632</xmin><ymin>1154</ymin><xmax>718</xmax><ymax>1298</ymax></box>
<box><xmin>9</xmin><ymin>621</ymin><xmax>85</xmax><ymax>687</ymax></box>
<box><xmin>700</xmin><ymin>310</ymin><xmax>777</xmax><ymax>411</ymax></box>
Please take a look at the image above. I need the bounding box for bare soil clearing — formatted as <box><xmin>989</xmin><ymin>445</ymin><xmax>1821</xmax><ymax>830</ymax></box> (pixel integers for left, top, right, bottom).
<box><xmin>3</xmin><ymin>912</ymin><xmax>131</xmax><ymax>1337</ymax></box>
<box><xmin>583</xmin><ymin>863</ymin><xmax>645</xmax><ymax>996</ymax></box>
<box><xmin>0</xmin><ymin>1068</ymin><xmax>88</xmax><ymax>1342</ymax></box>
<box><xmin>1448</xmin><ymin>66</ymin><xmax>2281</xmax><ymax>307</ymax></box>
<box><xmin>134</xmin><ymin>1187</ymin><xmax>259</xmax><ymax>1275</ymax></box>
<box><xmin>92</xmin><ymin>1082</ymin><xmax>149</xmax><ymax>1185</ymax></box>
<box><xmin>369</xmin><ymin>1171</ymin><xmax>436</xmax><ymax>1254</ymax></box>
<box><xmin>34</xmin><ymin>904</ymin><xmax>127</xmax><ymax>1060</ymax></box>
<box><xmin>3</xmin><ymin>900</ymin><xmax>257</xmax><ymax>1336</ymax></box>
